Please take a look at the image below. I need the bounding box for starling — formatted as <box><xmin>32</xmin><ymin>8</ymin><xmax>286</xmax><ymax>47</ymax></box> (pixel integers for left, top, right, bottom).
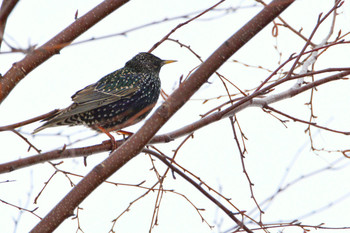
<box><xmin>33</xmin><ymin>52</ymin><xmax>175</xmax><ymax>134</ymax></box>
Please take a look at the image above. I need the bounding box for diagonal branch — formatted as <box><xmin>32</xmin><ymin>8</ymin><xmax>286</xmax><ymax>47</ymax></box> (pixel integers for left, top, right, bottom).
<box><xmin>0</xmin><ymin>0</ymin><xmax>19</xmax><ymax>49</ymax></box>
<box><xmin>29</xmin><ymin>1</ymin><xmax>295</xmax><ymax>232</ymax></box>
<box><xmin>0</xmin><ymin>0</ymin><xmax>129</xmax><ymax>104</ymax></box>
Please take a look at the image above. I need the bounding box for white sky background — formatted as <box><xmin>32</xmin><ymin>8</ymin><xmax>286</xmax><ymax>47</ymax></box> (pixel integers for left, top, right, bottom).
<box><xmin>0</xmin><ymin>0</ymin><xmax>350</xmax><ymax>232</ymax></box>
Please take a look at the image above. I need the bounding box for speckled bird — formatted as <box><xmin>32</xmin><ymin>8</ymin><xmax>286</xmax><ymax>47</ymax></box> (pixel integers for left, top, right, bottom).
<box><xmin>33</xmin><ymin>52</ymin><xmax>175</xmax><ymax>134</ymax></box>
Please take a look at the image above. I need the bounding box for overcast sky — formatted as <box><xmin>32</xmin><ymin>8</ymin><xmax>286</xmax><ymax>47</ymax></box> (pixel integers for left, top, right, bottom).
<box><xmin>1</xmin><ymin>1</ymin><xmax>350</xmax><ymax>233</ymax></box>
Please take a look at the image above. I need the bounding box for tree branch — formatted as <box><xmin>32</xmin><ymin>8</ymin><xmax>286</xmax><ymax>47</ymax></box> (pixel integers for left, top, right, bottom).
<box><xmin>0</xmin><ymin>0</ymin><xmax>18</xmax><ymax>49</ymax></box>
<box><xmin>0</xmin><ymin>0</ymin><xmax>129</xmax><ymax>104</ymax></box>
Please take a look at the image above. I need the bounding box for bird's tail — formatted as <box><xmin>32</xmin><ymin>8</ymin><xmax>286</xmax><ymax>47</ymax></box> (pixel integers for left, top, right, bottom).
<box><xmin>32</xmin><ymin>124</ymin><xmax>48</xmax><ymax>134</ymax></box>
<box><xmin>32</xmin><ymin>110</ymin><xmax>63</xmax><ymax>134</ymax></box>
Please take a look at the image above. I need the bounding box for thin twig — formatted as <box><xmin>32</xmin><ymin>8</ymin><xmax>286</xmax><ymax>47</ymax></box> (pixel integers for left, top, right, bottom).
<box><xmin>144</xmin><ymin>148</ymin><xmax>254</xmax><ymax>233</ymax></box>
<box><xmin>10</xmin><ymin>129</ymin><xmax>41</xmax><ymax>153</ymax></box>
<box><xmin>0</xmin><ymin>110</ymin><xmax>59</xmax><ymax>131</ymax></box>
<box><xmin>229</xmin><ymin>116</ymin><xmax>265</xmax><ymax>225</ymax></box>
<box><xmin>265</xmin><ymin>105</ymin><xmax>350</xmax><ymax>135</ymax></box>
<box><xmin>0</xmin><ymin>198</ymin><xmax>42</xmax><ymax>220</ymax></box>
<box><xmin>148</xmin><ymin>0</ymin><xmax>226</xmax><ymax>53</ymax></box>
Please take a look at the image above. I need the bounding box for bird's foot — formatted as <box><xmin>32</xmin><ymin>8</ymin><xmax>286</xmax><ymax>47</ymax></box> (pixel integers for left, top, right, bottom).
<box><xmin>98</xmin><ymin>126</ymin><xmax>117</xmax><ymax>151</ymax></box>
<box><xmin>117</xmin><ymin>130</ymin><xmax>133</xmax><ymax>138</ymax></box>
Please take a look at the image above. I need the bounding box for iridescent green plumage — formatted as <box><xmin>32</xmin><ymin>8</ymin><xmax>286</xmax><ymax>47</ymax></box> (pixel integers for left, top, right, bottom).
<box><xmin>33</xmin><ymin>52</ymin><xmax>175</xmax><ymax>134</ymax></box>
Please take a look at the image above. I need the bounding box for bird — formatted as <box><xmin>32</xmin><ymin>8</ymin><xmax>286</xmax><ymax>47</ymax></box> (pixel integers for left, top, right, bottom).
<box><xmin>33</xmin><ymin>52</ymin><xmax>176</xmax><ymax>138</ymax></box>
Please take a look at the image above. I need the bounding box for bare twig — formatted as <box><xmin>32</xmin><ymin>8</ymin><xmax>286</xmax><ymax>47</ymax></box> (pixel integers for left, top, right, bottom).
<box><xmin>167</xmin><ymin>37</ymin><xmax>246</xmax><ymax>97</ymax></box>
<box><xmin>0</xmin><ymin>198</ymin><xmax>42</xmax><ymax>220</ymax></box>
<box><xmin>229</xmin><ymin>116</ymin><xmax>265</xmax><ymax>226</ymax></box>
<box><xmin>0</xmin><ymin>110</ymin><xmax>58</xmax><ymax>131</ymax></box>
<box><xmin>10</xmin><ymin>129</ymin><xmax>41</xmax><ymax>153</ymax></box>
<box><xmin>148</xmin><ymin>0</ymin><xmax>226</xmax><ymax>53</ymax></box>
<box><xmin>285</xmin><ymin>0</ymin><xmax>343</xmax><ymax>81</ymax></box>
<box><xmin>72</xmin><ymin>207</ymin><xmax>85</xmax><ymax>233</ymax></box>
<box><xmin>144</xmin><ymin>148</ymin><xmax>253</xmax><ymax>233</ymax></box>
<box><xmin>265</xmin><ymin>105</ymin><xmax>350</xmax><ymax>135</ymax></box>
<box><xmin>147</xmin><ymin>153</ymin><xmax>165</xmax><ymax>232</ymax></box>
<box><xmin>247</xmin><ymin>157</ymin><xmax>348</xmax><ymax>219</ymax></box>
<box><xmin>109</xmin><ymin>182</ymin><xmax>160</xmax><ymax>232</ymax></box>
<box><xmin>34</xmin><ymin>171</ymin><xmax>58</xmax><ymax>204</ymax></box>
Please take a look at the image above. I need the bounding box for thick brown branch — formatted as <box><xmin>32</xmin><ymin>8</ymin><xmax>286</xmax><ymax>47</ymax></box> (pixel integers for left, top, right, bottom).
<box><xmin>0</xmin><ymin>0</ymin><xmax>18</xmax><ymax>49</ymax></box>
<box><xmin>0</xmin><ymin>0</ymin><xmax>129</xmax><ymax>104</ymax></box>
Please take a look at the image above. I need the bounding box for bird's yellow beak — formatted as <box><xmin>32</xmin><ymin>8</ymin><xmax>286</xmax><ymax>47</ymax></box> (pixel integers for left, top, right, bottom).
<box><xmin>162</xmin><ymin>60</ymin><xmax>177</xmax><ymax>65</ymax></box>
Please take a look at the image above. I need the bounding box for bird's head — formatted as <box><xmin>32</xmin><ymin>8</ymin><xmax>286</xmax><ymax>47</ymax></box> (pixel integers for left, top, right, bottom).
<box><xmin>125</xmin><ymin>52</ymin><xmax>176</xmax><ymax>73</ymax></box>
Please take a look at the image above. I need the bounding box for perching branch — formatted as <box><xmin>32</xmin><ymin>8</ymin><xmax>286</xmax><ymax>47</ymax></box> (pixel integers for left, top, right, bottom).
<box><xmin>1</xmin><ymin>68</ymin><xmax>348</xmax><ymax>174</ymax></box>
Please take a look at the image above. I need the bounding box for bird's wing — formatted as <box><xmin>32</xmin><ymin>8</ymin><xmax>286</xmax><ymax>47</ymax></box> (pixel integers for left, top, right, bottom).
<box><xmin>33</xmin><ymin>71</ymin><xmax>144</xmax><ymax>133</ymax></box>
<box><xmin>58</xmin><ymin>72</ymin><xmax>142</xmax><ymax>117</ymax></box>
<box><xmin>72</xmin><ymin>83</ymin><xmax>139</xmax><ymax>105</ymax></box>
<box><xmin>72</xmin><ymin>75</ymin><xmax>141</xmax><ymax>104</ymax></box>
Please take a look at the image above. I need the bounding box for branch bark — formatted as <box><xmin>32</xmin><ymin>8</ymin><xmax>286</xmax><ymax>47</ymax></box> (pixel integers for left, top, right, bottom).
<box><xmin>0</xmin><ymin>0</ymin><xmax>19</xmax><ymax>49</ymax></box>
<box><xmin>29</xmin><ymin>1</ymin><xmax>295</xmax><ymax>232</ymax></box>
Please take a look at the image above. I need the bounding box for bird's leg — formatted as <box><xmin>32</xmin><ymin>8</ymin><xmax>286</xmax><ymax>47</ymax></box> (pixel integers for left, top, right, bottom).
<box><xmin>97</xmin><ymin>126</ymin><xmax>117</xmax><ymax>151</ymax></box>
